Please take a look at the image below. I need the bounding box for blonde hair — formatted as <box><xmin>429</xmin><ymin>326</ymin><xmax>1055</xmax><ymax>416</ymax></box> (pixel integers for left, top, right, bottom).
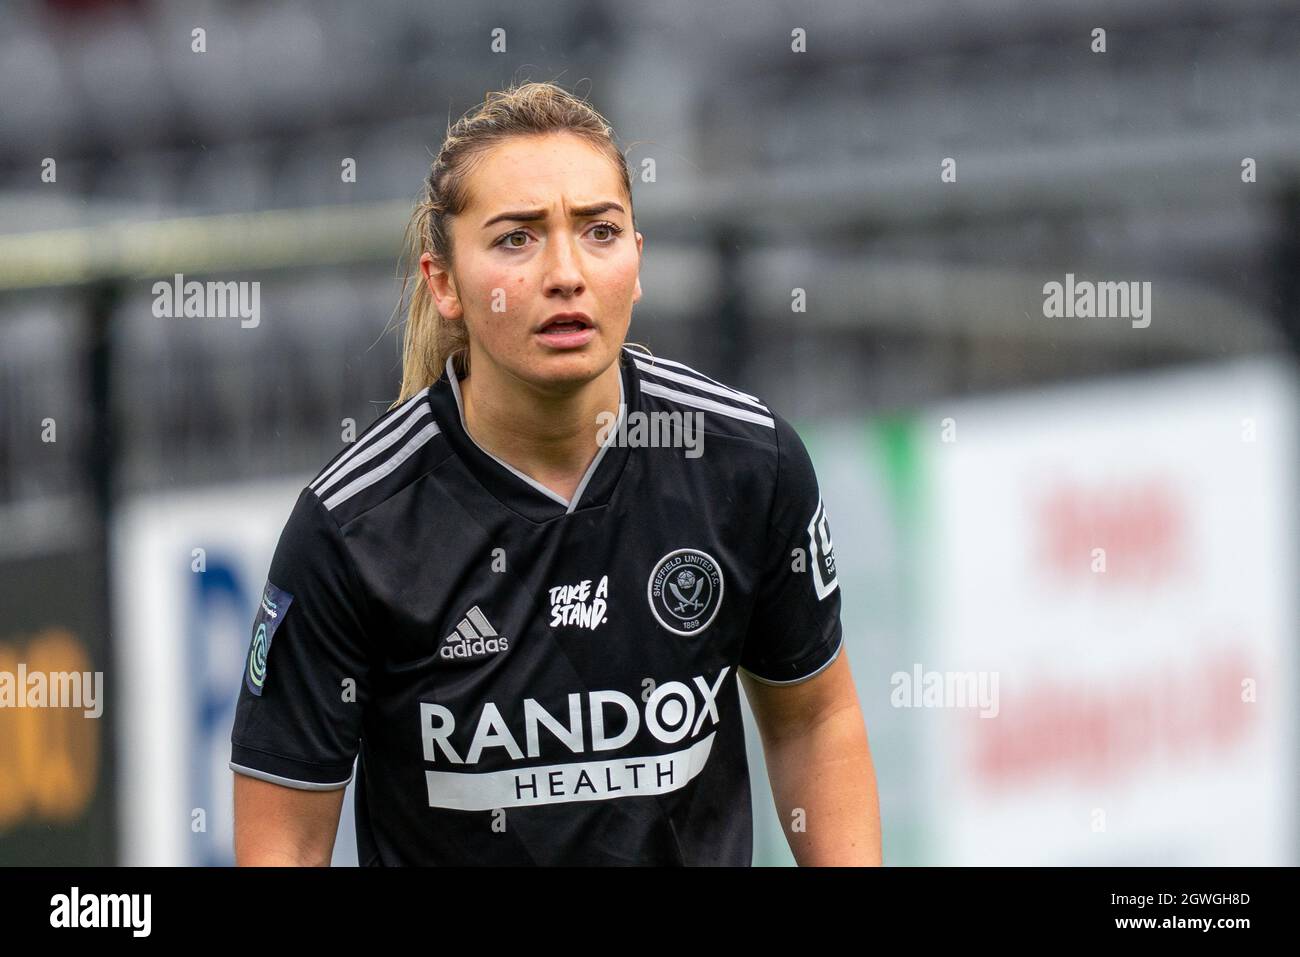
<box><xmin>389</xmin><ymin>81</ymin><xmax>638</xmax><ymax>408</ymax></box>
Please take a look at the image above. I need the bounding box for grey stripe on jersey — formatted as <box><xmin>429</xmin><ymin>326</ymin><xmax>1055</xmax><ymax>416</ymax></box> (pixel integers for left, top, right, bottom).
<box><xmin>320</xmin><ymin>421</ymin><xmax>441</xmax><ymax>511</ymax></box>
<box><xmin>632</xmin><ymin>357</ymin><xmax>769</xmax><ymax>410</ymax></box>
<box><xmin>641</xmin><ymin>381</ymin><xmax>776</xmax><ymax>429</ymax></box>
<box><xmin>623</xmin><ymin>348</ymin><xmax>761</xmax><ymax>403</ymax></box>
<box><xmin>738</xmin><ymin>635</ymin><xmax>844</xmax><ymax>686</ymax></box>
<box><xmin>309</xmin><ymin>387</ymin><xmax>431</xmax><ymax>492</ymax></box>
<box><xmin>314</xmin><ymin>404</ymin><xmax>433</xmax><ymax>497</ymax></box>
<box><xmin>228</xmin><ymin>761</ymin><xmax>354</xmax><ymax>791</ymax></box>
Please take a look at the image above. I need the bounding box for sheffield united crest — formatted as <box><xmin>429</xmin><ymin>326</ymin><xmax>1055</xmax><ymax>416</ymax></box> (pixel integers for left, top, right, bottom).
<box><xmin>647</xmin><ymin>548</ymin><xmax>724</xmax><ymax>636</ymax></box>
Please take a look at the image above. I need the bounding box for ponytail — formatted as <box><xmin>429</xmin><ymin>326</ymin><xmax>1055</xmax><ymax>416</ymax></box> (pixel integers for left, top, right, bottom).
<box><xmin>390</xmin><ymin>201</ymin><xmax>467</xmax><ymax>407</ymax></box>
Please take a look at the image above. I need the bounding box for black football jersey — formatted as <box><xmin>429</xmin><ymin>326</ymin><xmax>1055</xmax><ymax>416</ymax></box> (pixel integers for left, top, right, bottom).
<box><xmin>229</xmin><ymin>345</ymin><xmax>843</xmax><ymax>865</ymax></box>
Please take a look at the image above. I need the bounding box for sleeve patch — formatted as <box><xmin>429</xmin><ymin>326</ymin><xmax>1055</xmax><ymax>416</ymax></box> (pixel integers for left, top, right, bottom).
<box><xmin>806</xmin><ymin>497</ymin><xmax>839</xmax><ymax>600</ymax></box>
<box><xmin>245</xmin><ymin>580</ymin><xmax>295</xmax><ymax>696</ymax></box>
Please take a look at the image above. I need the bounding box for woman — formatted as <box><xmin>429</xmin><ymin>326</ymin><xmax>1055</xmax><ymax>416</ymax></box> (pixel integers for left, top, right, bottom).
<box><xmin>230</xmin><ymin>81</ymin><xmax>881</xmax><ymax>866</ymax></box>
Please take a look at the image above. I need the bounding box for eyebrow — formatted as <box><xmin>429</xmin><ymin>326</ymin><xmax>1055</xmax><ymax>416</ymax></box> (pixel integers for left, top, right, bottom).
<box><xmin>481</xmin><ymin>201</ymin><xmax>626</xmax><ymax>229</ymax></box>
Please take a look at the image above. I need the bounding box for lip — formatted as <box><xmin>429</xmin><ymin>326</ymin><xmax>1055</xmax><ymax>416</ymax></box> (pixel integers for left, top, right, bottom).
<box><xmin>537</xmin><ymin>311</ymin><xmax>593</xmax><ymax>332</ymax></box>
<box><xmin>535</xmin><ymin>326</ymin><xmax>596</xmax><ymax>349</ymax></box>
<box><xmin>535</xmin><ymin>312</ymin><xmax>596</xmax><ymax>350</ymax></box>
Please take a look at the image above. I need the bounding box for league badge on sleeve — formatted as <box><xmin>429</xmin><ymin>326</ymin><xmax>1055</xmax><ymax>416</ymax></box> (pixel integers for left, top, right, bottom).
<box><xmin>245</xmin><ymin>580</ymin><xmax>295</xmax><ymax>696</ymax></box>
<box><xmin>807</xmin><ymin>497</ymin><xmax>838</xmax><ymax>600</ymax></box>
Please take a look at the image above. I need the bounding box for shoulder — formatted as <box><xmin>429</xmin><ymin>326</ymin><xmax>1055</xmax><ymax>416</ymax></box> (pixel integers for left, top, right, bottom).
<box><xmin>303</xmin><ymin>386</ymin><xmax>448</xmax><ymax>527</ymax></box>
<box><xmin>623</xmin><ymin>346</ymin><xmax>788</xmax><ymax>451</ymax></box>
<box><xmin>623</xmin><ymin>346</ymin><xmax>823</xmax><ymax>505</ymax></box>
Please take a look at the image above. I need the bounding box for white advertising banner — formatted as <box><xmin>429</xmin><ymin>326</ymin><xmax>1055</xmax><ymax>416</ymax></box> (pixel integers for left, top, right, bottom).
<box><xmin>915</xmin><ymin>358</ymin><xmax>1297</xmax><ymax>864</ymax></box>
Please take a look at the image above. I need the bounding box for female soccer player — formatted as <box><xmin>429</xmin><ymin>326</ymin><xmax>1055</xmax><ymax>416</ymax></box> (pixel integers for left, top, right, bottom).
<box><xmin>230</xmin><ymin>81</ymin><xmax>881</xmax><ymax>866</ymax></box>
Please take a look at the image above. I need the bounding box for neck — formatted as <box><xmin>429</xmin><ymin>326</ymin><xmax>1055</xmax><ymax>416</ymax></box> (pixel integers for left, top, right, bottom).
<box><xmin>456</xmin><ymin>351</ymin><xmax>622</xmax><ymax>504</ymax></box>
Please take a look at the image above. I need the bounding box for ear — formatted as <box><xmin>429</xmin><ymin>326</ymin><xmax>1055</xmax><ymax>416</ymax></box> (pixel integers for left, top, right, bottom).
<box><xmin>632</xmin><ymin>231</ymin><xmax>644</xmax><ymax>305</ymax></box>
<box><xmin>421</xmin><ymin>252</ymin><xmax>463</xmax><ymax>321</ymax></box>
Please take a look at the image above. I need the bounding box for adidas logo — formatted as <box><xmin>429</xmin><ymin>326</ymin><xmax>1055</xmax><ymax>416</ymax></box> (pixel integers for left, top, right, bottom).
<box><xmin>440</xmin><ymin>606</ymin><xmax>510</xmax><ymax>660</ymax></box>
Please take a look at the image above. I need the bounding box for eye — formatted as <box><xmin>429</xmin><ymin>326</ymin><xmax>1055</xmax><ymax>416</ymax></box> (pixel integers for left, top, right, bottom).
<box><xmin>494</xmin><ymin>221</ymin><xmax>624</xmax><ymax>250</ymax></box>
<box><xmin>496</xmin><ymin>230</ymin><xmax>531</xmax><ymax>249</ymax></box>
<box><xmin>589</xmin><ymin>221</ymin><xmax>624</xmax><ymax>242</ymax></box>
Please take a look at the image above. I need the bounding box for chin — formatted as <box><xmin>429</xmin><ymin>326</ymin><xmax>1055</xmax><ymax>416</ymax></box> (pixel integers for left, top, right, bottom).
<box><xmin>526</xmin><ymin>345</ymin><xmax>614</xmax><ymax>386</ymax></box>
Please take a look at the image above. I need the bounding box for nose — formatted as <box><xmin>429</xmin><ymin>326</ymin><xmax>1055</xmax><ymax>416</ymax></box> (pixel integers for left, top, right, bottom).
<box><xmin>543</xmin><ymin>231</ymin><xmax>585</xmax><ymax>299</ymax></box>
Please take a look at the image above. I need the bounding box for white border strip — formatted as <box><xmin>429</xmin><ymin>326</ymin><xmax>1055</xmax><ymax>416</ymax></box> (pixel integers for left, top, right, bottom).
<box><xmin>738</xmin><ymin>635</ymin><xmax>843</xmax><ymax>686</ymax></box>
<box><xmin>623</xmin><ymin>349</ymin><xmax>761</xmax><ymax>403</ymax></box>
<box><xmin>314</xmin><ymin>404</ymin><xmax>432</xmax><ymax>497</ymax></box>
<box><xmin>445</xmin><ymin>355</ymin><xmax>626</xmax><ymax>513</ymax></box>
<box><xmin>632</xmin><ymin>357</ymin><xmax>769</xmax><ymax>409</ymax></box>
<box><xmin>641</xmin><ymin>381</ymin><xmax>776</xmax><ymax>429</ymax></box>
<box><xmin>322</xmin><ymin>422</ymin><xmax>440</xmax><ymax>510</ymax></box>
<box><xmin>565</xmin><ymin>364</ymin><xmax>625</xmax><ymax>514</ymax></box>
<box><xmin>310</xmin><ymin>387</ymin><xmax>431</xmax><ymax>491</ymax></box>
<box><xmin>229</xmin><ymin>761</ymin><xmax>354</xmax><ymax>791</ymax></box>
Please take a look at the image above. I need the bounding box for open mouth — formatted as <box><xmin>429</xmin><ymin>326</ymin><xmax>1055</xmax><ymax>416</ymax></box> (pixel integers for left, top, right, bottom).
<box><xmin>538</xmin><ymin>315</ymin><xmax>593</xmax><ymax>334</ymax></box>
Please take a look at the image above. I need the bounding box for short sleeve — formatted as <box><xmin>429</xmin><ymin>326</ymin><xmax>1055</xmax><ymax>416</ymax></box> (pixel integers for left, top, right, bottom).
<box><xmin>229</xmin><ymin>487</ymin><xmax>372</xmax><ymax>789</ymax></box>
<box><xmin>739</xmin><ymin>413</ymin><xmax>844</xmax><ymax>685</ymax></box>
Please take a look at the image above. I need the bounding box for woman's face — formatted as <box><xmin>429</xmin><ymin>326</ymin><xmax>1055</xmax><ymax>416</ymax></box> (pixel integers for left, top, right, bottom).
<box><xmin>422</xmin><ymin>132</ymin><xmax>642</xmax><ymax>391</ymax></box>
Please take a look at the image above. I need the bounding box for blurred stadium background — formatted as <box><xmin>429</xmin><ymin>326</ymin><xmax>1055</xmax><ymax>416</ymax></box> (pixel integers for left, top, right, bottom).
<box><xmin>0</xmin><ymin>0</ymin><xmax>1296</xmax><ymax>866</ymax></box>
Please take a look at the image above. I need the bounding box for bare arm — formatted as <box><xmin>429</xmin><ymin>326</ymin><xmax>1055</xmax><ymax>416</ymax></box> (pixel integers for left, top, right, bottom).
<box><xmin>741</xmin><ymin>648</ymin><xmax>882</xmax><ymax>866</ymax></box>
<box><xmin>232</xmin><ymin>772</ymin><xmax>346</xmax><ymax>866</ymax></box>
